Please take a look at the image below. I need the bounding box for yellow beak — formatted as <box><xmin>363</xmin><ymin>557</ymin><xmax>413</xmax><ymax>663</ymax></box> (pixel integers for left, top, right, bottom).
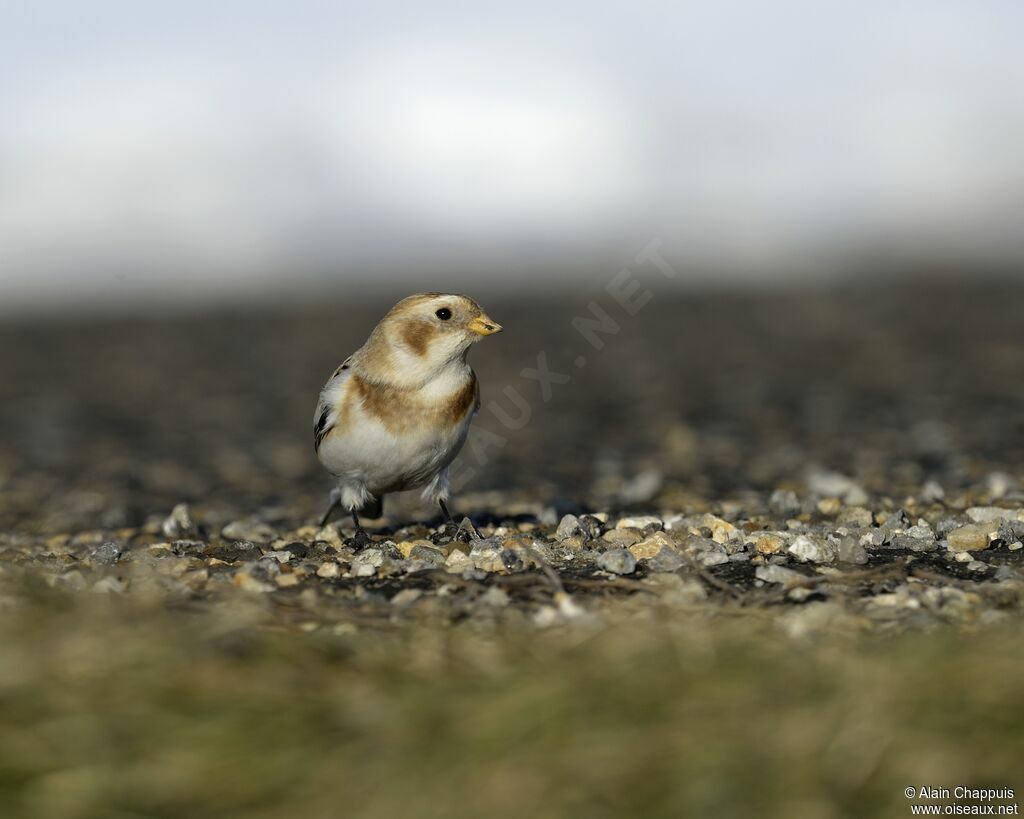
<box><xmin>468</xmin><ymin>314</ymin><xmax>503</xmax><ymax>336</ymax></box>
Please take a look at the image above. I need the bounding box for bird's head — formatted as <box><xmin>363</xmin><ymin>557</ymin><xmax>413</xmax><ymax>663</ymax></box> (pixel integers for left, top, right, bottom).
<box><xmin>363</xmin><ymin>292</ymin><xmax>502</xmax><ymax>385</ymax></box>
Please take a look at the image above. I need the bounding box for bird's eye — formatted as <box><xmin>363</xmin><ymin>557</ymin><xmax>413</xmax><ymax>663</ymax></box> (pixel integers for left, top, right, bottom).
<box><xmin>435</xmin><ymin>308</ymin><xmax>452</xmax><ymax>321</ymax></box>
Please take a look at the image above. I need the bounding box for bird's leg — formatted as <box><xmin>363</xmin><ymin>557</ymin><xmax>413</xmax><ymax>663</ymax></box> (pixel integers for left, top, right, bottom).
<box><xmin>439</xmin><ymin>499</ymin><xmax>478</xmax><ymax>542</ymax></box>
<box><xmin>319</xmin><ymin>488</ymin><xmax>341</xmax><ymax>527</ymax></box>
<box><xmin>350</xmin><ymin>510</ymin><xmax>371</xmax><ymax>550</ymax></box>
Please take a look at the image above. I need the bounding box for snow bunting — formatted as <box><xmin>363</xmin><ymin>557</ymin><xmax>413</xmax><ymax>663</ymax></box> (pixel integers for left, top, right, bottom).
<box><xmin>314</xmin><ymin>292</ymin><xmax>502</xmax><ymax>538</ymax></box>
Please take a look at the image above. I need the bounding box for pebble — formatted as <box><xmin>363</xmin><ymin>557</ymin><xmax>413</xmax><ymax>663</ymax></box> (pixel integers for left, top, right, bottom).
<box><xmin>835</xmin><ymin>536</ymin><xmax>869</xmax><ymax>565</ymax></box>
<box><xmin>921</xmin><ymin>480</ymin><xmax>946</xmax><ymax>503</ymax></box>
<box><xmin>817</xmin><ymin>497</ymin><xmax>842</xmax><ymax>516</ymax></box>
<box><xmin>90</xmin><ymin>541</ymin><xmax>122</xmax><ymax>565</ymax></box>
<box><xmin>222</xmin><ymin>519</ymin><xmax>276</xmax><ymax>544</ymax></box>
<box><xmin>967</xmin><ymin>561</ymin><xmax>989</xmax><ymax>573</ymax></box>
<box><xmin>479</xmin><ymin>587</ymin><xmax>510</xmax><ymax>607</ymax></box>
<box><xmin>444</xmin><ymin>550</ymin><xmax>475</xmax><ymax>573</ymax></box>
<box><xmin>788</xmin><ymin>534</ymin><xmax>837</xmax><ymax>564</ymax></box>
<box><xmin>390</xmin><ymin>589</ymin><xmax>422</xmax><ymax>607</ymax></box>
<box><xmin>768</xmin><ymin>489</ymin><xmax>801</xmax><ymax>517</ymax></box>
<box><xmin>646</xmin><ymin>547</ymin><xmax>685</xmax><ymax>572</ymax></box>
<box><xmin>316</xmin><ymin>561</ymin><xmax>340</xmax><ymax>578</ymax></box>
<box><xmin>162</xmin><ymin>503</ymin><xmax>197</xmax><ymax>538</ymax></box>
<box><xmin>947</xmin><ymin>524</ymin><xmax>994</xmax><ymax>553</ymax></box>
<box><xmin>755</xmin><ymin>534</ymin><xmax>785</xmax><ymax>555</ymax></box>
<box><xmin>469</xmin><ymin>542</ymin><xmax>507</xmax><ymax>573</ymax></box>
<box><xmin>602</xmin><ymin>529</ymin><xmax>642</xmax><ymax>548</ymax></box>
<box><xmin>407</xmin><ymin>545</ymin><xmax>446</xmax><ymax>570</ymax></box>
<box><xmin>628</xmin><ymin>532</ymin><xmax>675</xmax><ymax>560</ymax></box>
<box><xmin>615</xmin><ymin>515</ymin><xmax>662</xmax><ymax>531</ymax></box>
<box><xmin>92</xmin><ymin>576</ymin><xmax>127</xmax><ymax>594</ymax></box>
<box><xmin>838</xmin><ymin>506</ymin><xmax>872</xmax><ymax>528</ymax></box>
<box><xmin>555</xmin><ymin>514</ymin><xmax>583</xmax><ymax>540</ymax></box>
<box><xmin>597</xmin><ymin>548</ymin><xmax>637</xmax><ymax>575</ymax></box>
<box><xmin>351</xmin><ymin>548</ymin><xmax>384</xmax><ymax>578</ymax></box>
<box><xmin>755</xmin><ymin>565</ymin><xmax>803</xmax><ymax>585</ymax></box>
<box><xmin>676</xmin><ymin>535</ymin><xmax>729</xmax><ymax>566</ymax></box>
<box><xmin>966</xmin><ymin>507</ymin><xmax>1023</xmax><ymax>524</ymax></box>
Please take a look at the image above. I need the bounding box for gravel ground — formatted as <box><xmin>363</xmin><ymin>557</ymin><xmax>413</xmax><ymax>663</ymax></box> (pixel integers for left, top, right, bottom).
<box><xmin>3</xmin><ymin>279</ymin><xmax>1024</xmax><ymax>630</ymax></box>
<box><xmin>4</xmin><ymin>279</ymin><xmax>1024</xmax><ymax>817</ymax></box>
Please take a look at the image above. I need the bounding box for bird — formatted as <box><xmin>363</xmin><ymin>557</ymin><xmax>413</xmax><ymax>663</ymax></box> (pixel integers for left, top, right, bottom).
<box><xmin>313</xmin><ymin>292</ymin><xmax>502</xmax><ymax>541</ymax></box>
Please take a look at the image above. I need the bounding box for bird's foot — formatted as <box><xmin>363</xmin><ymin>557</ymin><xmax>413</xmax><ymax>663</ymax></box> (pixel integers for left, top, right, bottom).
<box><xmin>348</xmin><ymin>528</ymin><xmax>372</xmax><ymax>551</ymax></box>
<box><xmin>439</xmin><ymin>517</ymin><xmax>478</xmax><ymax>543</ymax></box>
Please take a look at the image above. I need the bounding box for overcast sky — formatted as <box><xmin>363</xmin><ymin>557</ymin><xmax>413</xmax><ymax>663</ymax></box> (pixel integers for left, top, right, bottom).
<box><xmin>1</xmin><ymin>1</ymin><xmax>1022</xmax><ymax>311</ymax></box>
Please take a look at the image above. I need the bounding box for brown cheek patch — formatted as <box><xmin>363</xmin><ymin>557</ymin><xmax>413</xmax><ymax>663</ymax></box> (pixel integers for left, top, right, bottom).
<box><xmin>401</xmin><ymin>321</ymin><xmax>435</xmax><ymax>357</ymax></box>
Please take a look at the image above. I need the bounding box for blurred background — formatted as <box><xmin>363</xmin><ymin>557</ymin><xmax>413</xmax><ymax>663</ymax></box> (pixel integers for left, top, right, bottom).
<box><xmin>2</xmin><ymin>0</ymin><xmax>1024</xmax><ymax>531</ymax></box>
<box><xmin>2</xmin><ymin>0</ymin><xmax>1022</xmax><ymax>314</ymax></box>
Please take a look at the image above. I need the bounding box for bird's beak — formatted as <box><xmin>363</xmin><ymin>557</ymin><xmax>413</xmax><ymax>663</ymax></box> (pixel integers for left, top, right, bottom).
<box><xmin>468</xmin><ymin>314</ymin><xmax>503</xmax><ymax>336</ymax></box>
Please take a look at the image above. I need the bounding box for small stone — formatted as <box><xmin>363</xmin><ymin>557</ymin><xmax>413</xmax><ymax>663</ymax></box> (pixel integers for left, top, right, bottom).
<box><xmin>390</xmin><ymin>589</ymin><xmax>423</xmax><ymax>607</ymax></box>
<box><xmin>479</xmin><ymin>587</ymin><xmax>510</xmax><ymax>607</ymax></box>
<box><xmin>860</xmin><ymin>529</ymin><xmax>885</xmax><ymax>548</ymax></box>
<box><xmin>275</xmin><ymin>573</ymin><xmax>301</xmax><ymax>588</ymax></box>
<box><xmin>769</xmin><ymin>489</ymin><xmax>801</xmax><ymax>517</ymax></box>
<box><xmin>954</xmin><ymin>551</ymin><xmax>974</xmax><ymax>563</ymax></box>
<box><xmin>351</xmin><ymin>548</ymin><xmax>384</xmax><ymax>577</ymax></box>
<box><xmin>555</xmin><ymin>514</ymin><xmax>583</xmax><ymax>540</ymax></box>
<box><xmin>808</xmin><ymin>471</ymin><xmax>867</xmax><ymax>506</ymax></box>
<box><xmin>967</xmin><ymin>560</ymin><xmax>989</xmax><ymax>573</ymax></box>
<box><xmin>646</xmin><ymin>547</ymin><xmax>685</xmax><ymax>572</ymax></box>
<box><xmin>947</xmin><ymin>524</ymin><xmax>994</xmax><ymax>553</ymax></box>
<box><xmin>889</xmin><ymin>535</ymin><xmax>937</xmax><ymax>553</ymax></box>
<box><xmin>788</xmin><ymin>534</ymin><xmax>837</xmax><ymax>564</ymax></box>
<box><xmin>162</xmin><ymin>503</ymin><xmax>197</xmax><ymax>538</ymax></box>
<box><xmin>602</xmin><ymin>529</ymin><xmax>642</xmax><ymax>548</ymax></box>
<box><xmin>618</xmin><ymin>469</ymin><xmax>662</xmax><ymax>504</ymax></box>
<box><xmin>92</xmin><ymin>576</ymin><xmax>127</xmax><ymax>594</ymax></box>
<box><xmin>90</xmin><ymin>541</ymin><xmax>122</xmax><ymax>565</ymax></box>
<box><xmin>879</xmin><ymin>509</ymin><xmax>911</xmax><ymax>540</ymax></box>
<box><xmin>445</xmin><ymin>550</ymin><xmax>475</xmax><ymax>573</ymax></box>
<box><xmin>966</xmin><ymin>507</ymin><xmax>1021</xmax><ymax>524</ymax></box>
<box><xmin>314</xmin><ymin>525</ymin><xmax>344</xmax><ymax>550</ymax></box>
<box><xmin>676</xmin><ymin>535</ymin><xmax>729</xmax><ymax>567</ymax></box>
<box><xmin>629</xmin><ymin>532</ymin><xmax>675</xmax><ymax>560</ymax></box>
<box><xmin>316</xmin><ymin>561</ymin><xmax>340</xmax><ymax>578</ymax></box>
<box><xmin>222</xmin><ymin>519</ymin><xmax>276</xmax><ymax>544</ymax></box>
<box><xmin>699</xmin><ymin>514</ymin><xmax>738</xmax><ymax>544</ymax></box>
<box><xmin>1010</xmin><ymin>542</ymin><xmax>1023</xmax><ymax>552</ymax></box>
<box><xmin>755</xmin><ymin>565</ymin><xmax>803</xmax><ymax>585</ymax></box>
<box><xmin>597</xmin><ymin>548</ymin><xmax>637</xmax><ymax>575</ymax></box>
<box><xmin>921</xmin><ymin>480</ymin><xmax>946</xmax><ymax>503</ymax></box>
<box><xmin>835</xmin><ymin>536</ymin><xmax>869</xmax><ymax>565</ymax></box>
<box><xmin>837</xmin><ymin>507</ymin><xmax>873</xmax><ymax>528</ymax></box>
<box><xmin>615</xmin><ymin>515</ymin><xmax>662</xmax><ymax>531</ymax></box>
<box><xmin>232</xmin><ymin>570</ymin><xmax>274</xmax><ymax>593</ymax></box>
<box><xmin>407</xmin><ymin>545</ymin><xmax>445</xmax><ymax>570</ymax></box>
<box><xmin>755</xmin><ymin>534</ymin><xmax>785</xmax><ymax>555</ymax></box>
<box><xmin>986</xmin><ymin>472</ymin><xmax>1013</xmax><ymax>500</ymax></box>
<box><xmin>469</xmin><ymin>541</ymin><xmax>507</xmax><ymax>573</ymax></box>
<box><xmin>817</xmin><ymin>497</ymin><xmax>842</xmax><ymax>516</ymax></box>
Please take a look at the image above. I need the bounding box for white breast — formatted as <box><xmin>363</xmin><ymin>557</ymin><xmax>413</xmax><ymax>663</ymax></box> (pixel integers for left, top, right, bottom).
<box><xmin>317</xmin><ymin>362</ymin><xmax>476</xmax><ymax>499</ymax></box>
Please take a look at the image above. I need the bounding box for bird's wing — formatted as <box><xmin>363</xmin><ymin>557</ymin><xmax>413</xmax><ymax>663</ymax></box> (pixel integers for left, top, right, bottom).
<box><xmin>314</xmin><ymin>357</ymin><xmax>353</xmax><ymax>453</ymax></box>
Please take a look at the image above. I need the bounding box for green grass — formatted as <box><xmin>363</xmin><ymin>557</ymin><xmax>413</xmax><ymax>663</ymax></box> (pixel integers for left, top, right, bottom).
<box><xmin>1</xmin><ymin>592</ymin><xmax>1022</xmax><ymax>819</ymax></box>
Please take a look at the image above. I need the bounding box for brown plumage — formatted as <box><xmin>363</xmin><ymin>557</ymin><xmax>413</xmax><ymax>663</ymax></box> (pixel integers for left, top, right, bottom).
<box><xmin>314</xmin><ymin>292</ymin><xmax>501</xmax><ymax>532</ymax></box>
